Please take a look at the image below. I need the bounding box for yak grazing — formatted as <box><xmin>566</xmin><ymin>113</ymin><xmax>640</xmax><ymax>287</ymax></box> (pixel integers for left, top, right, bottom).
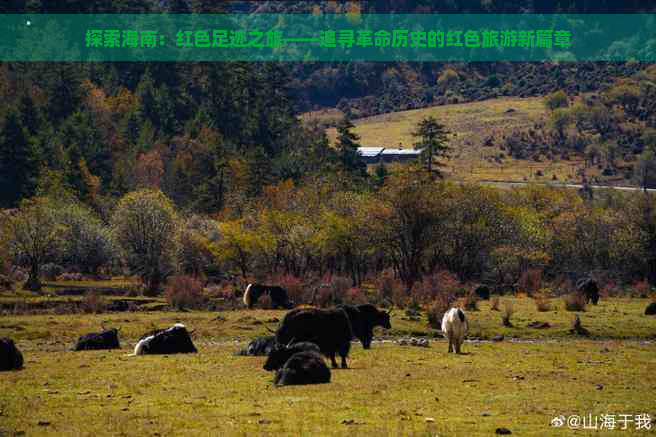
<box><xmin>243</xmin><ymin>284</ymin><xmax>294</xmax><ymax>309</ymax></box>
<box><xmin>577</xmin><ymin>277</ymin><xmax>600</xmax><ymax>305</ymax></box>
<box><xmin>235</xmin><ymin>335</ymin><xmax>277</xmax><ymax>356</ymax></box>
<box><xmin>275</xmin><ymin>307</ymin><xmax>352</xmax><ymax>368</ymax></box>
<box><xmin>133</xmin><ymin>324</ymin><xmax>197</xmax><ymax>355</ymax></box>
<box><xmin>263</xmin><ymin>341</ymin><xmax>321</xmax><ymax>371</ymax></box>
<box><xmin>73</xmin><ymin>328</ymin><xmax>121</xmax><ymax>351</ymax></box>
<box><xmin>273</xmin><ymin>351</ymin><xmax>331</xmax><ymax>386</ymax></box>
<box><xmin>0</xmin><ymin>337</ymin><xmax>24</xmax><ymax>371</ymax></box>
<box><xmin>441</xmin><ymin>308</ymin><xmax>468</xmax><ymax>354</ymax></box>
<box><xmin>338</xmin><ymin>304</ymin><xmax>392</xmax><ymax>349</ymax></box>
<box><xmin>474</xmin><ymin>285</ymin><xmax>491</xmax><ymax>300</ymax></box>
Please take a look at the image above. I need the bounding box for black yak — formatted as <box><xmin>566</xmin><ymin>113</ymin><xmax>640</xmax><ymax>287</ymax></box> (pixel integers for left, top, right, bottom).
<box><xmin>645</xmin><ymin>302</ymin><xmax>656</xmax><ymax>315</ymax></box>
<box><xmin>276</xmin><ymin>307</ymin><xmax>352</xmax><ymax>368</ymax></box>
<box><xmin>338</xmin><ymin>304</ymin><xmax>392</xmax><ymax>349</ymax></box>
<box><xmin>235</xmin><ymin>335</ymin><xmax>276</xmax><ymax>356</ymax></box>
<box><xmin>577</xmin><ymin>277</ymin><xmax>600</xmax><ymax>305</ymax></box>
<box><xmin>273</xmin><ymin>351</ymin><xmax>331</xmax><ymax>386</ymax></box>
<box><xmin>474</xmin><ymin>285</ymin><xmax>491</xmax><ymax>300</ymax></box>
<box><xmin>73</xmin><ymin>328</ymin><xmax>120</xmax><ymax>351</ymax></box>
<box><xmin>0</xmin><ymin>337</ymin><xmax>23</xmax><ymax>371</ymax></box>
<box><xmin>243</xmin><ymin>284</ymin><xmax>293</xmax><ymax>309</ymax></box>
<box><xmin>133</xmin><ymin>324</ymin><xmax>197</xmax><ymax>355</ymax></box>
<box><xmin>263</xmin><ymin>341</ymin><xmax>321</xmax><ymax>371</ymax></box>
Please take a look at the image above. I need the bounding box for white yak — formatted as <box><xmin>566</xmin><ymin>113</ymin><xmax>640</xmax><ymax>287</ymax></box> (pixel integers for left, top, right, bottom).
<box><xmin>441</xmin><ymin>308</ymin><xmax>468</xmax><ymax>354</ymax></box>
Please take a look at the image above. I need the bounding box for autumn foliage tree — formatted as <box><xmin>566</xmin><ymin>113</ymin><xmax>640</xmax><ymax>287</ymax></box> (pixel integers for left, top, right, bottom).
<box><xmin>111</xmin><ymin>189</ymin><xmax>178</xmax><ymax>294</ymax></box>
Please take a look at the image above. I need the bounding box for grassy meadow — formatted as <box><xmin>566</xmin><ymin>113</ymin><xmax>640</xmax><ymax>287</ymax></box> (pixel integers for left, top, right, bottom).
<box><xmin>2</xmin><ymin>291</ymin><xmax>656</xmax><ymax>436</ymax></box>
<box><xmin>325</xmin><ymin>96</ymin><xmax>592</xmax><ymax>184</ymax></box>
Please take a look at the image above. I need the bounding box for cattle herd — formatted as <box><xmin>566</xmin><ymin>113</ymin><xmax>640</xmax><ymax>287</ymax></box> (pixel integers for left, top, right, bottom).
<box><xmin>5</xmin><ymin>278</ymin><xmax>652</xmax><ymax>386</ymax></box>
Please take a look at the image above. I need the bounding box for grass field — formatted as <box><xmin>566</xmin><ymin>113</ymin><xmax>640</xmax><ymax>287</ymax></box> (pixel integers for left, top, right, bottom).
<box><xmin>2</xmin><ymin>293</ymin><xmax>656</xmax><ymax>436</ymax></box>
<box><xmin>325</xmin><ymin>97</ymin><xmax>591</xmax><ymax>184</ymax></box>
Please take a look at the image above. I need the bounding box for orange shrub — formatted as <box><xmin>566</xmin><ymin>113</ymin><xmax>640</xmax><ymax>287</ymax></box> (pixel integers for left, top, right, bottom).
<box><xmin>164</xmin><ymin>275</ymin><xmax>207</xmax><ymax>310</ymax></box>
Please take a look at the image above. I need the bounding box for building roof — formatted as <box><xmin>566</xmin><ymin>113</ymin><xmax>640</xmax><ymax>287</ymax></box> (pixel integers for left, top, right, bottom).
<box><xmin>380</xmin><ymin>148</ymin><xmax>422</xmax><ymax>156</ymax></box>
<box><xmin>357</xmin><ymin>146</ymin><xmax>422</xmax><ymax>157</ymax></box>
<box><xmin>357</xmin><ymin>147</ymin><xmax>385</xmax><ymax>157</ymax></box>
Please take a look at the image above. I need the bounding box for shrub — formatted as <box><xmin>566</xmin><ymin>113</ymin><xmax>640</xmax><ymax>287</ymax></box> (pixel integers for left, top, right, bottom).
<box><xmin>164</xmin><ymin>275</ymin><xmax>207</xmax><ymax>310</ymax></box>
<box><xmin>270</xmin><ymin>273</ymin><xmax>306</xmax><ymax>304</ymax></box>
<box><xmin>427</xmin><ymin>293</ymin><xmax>454</xmax><ymax>330</ymax></box>
<box><xmin>564</xmin><ymin>293</ymin><xmax>586</xmax><ymax>312</ymax></box>
<box><xmin>501</xmin><ymin>301</ymin><xmax>514</xmax><ymax>327</ymax></box>
<box><xmin>544</xmin><ymin>90</ymin><xmax>569</xmax><ymax>111</ymax></box>
<box><xmin>517</xmin><ymin>269</ymin><xmax>542</xmax><ymax>295</ymax></box>
<box><xmin>0</xmin><ymin>274</ymin><xmax>14</xmax><ymax>291</ymax></box>
<box><xmin>313</xmin><ymin>284</ymin><xmax>334</xmax><ymax>308</ymax></box>
<box><xmin>41</xmin><ymin>263</ymin><xmax>63</xmax><ymax>281</ymax></box>
<box><xmin>373</xmin><ymin>269</ymin><xmax>403</xmax><ymax>305</ymax></box>
<box><xmin>437</xmin><ymin>68</ymin><xmax>459</xmax><ymax>87</ymax></box>
<box><xmin>80</xmin><ymin>292</ymin><xmax>107</xmax><ymax>314</ymax></box>
<box><xmin>534</xmin><ymin>294</ymin><xmax>552</xmax><ymax>312</ymax></box>
<box><xmin>632</xmin><ymin>279</ymin><xmax>651</xmax><ymax>298</ymax></box>
<box><xmin>463</xmin><ymin>292</ymin><xmax>479</xmax><ymax>311</ymax></box>
<box><xmin>490</xmin><ymin>296</ymin><xmax>500</xmax><ymax>311</ymax></box>
<box><xmin>344</xmin><ymin>287</ymin><xmax>367</xmax><ymax>305</ymax></box>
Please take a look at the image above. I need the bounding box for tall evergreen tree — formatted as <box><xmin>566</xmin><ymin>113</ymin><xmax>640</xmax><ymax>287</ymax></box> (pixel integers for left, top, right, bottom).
<box><xmin>412</xmin><ymin>116</ymin><xmax>451</xmax><ymax>178</ymax></box>
<box><xmin>335</xmin><ymin>116</ymin><xmax>366</xmax><ymax>177</ymax></box>
<box><xmin>0</xmin><ymin>110</ymin><xmax>38</xmax><ymax>207</ymax></box>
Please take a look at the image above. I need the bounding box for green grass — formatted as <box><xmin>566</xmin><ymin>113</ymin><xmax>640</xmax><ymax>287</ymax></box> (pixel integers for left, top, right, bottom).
<box><xmin>1</xmin><ymin>296</ymin><xmax>655</xmax><ymax>343</ymax></box>
<box><xmin>1</xmin><ymin>297</ymin><xmax>655</xmax><ymax>435</ymax></box>
<box><xmin>326</xmin><ymin>96</ymin><xmax>592</xmax><ymax>184</ymax></box>
<box><xmin>1</xmin><ymin>340</ymin><xmax>655</xmax><ymax>436</ymax></box>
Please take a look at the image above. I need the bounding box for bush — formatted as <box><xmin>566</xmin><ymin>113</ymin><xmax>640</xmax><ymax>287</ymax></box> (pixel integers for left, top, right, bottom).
<box><xmin>270</xmin><ymin>273</ymin><xmax>306</xmax><ymax>304</ymax></box>
<box><xmin>463</xmin><ymin>292</ymin><xmax>479</xmax><ymax>311</ymax></box>
<box><xmin>427</xmin><ymin>293</ymin><xmax>454</xmax><ymax>330</ymax></box>
<box><xmin>544</xmin><ymin>90</ymin><xmax>569</xmax><ymax>111</ymax></box>
<box><xmin>534</xmin><ymin>294</ymin><xmax>552</xmax><ymax>312</ymax></box>
<box><xmin>632</xmin><ymin>279</ymin><xmax>651</xmax><ymax>298</ymax></box>
<box><xmin>564</xmin><ymin>293</ymin><xmax>586</xmax><ymax>312</ymax></box>
<box><xmin>164</xmin><ymin>275</ymin><xmax>207</xmax><ymax>310</ymax></box>
<box><xmin>437</xmin><ymin>68</ymin><xmax>459</xmax><ymax>87</ymax></box>
<box><xmin>41</xmin><ymin>263</ymin><xmax>63</xmax><ymax>281</ymax></box>
<box><xmin>329</xmin><ymin>275</ymin><xmax>352</xmax><ymax>304</ymax></box>
<box><xmin>518</xmin><ymin>269</ymin><xmax>542</xmax><ymax>295</ymax></box>
<box><xmin>80</xmin><ymin>292</ymin><xmax>107</xmax><ymax>314</ymax></box>
<box><xmin>412</xmin><ymin>271</ymin><xmax>463</xmax><ymax>304</ymax></box>
<box><xmin>373</xmin><ymin>269</ymin><xmax>403</xmax><ymax>305</ymax></box>
<box><xmin>0</xmin><ymin>274</ymin><xmax>14</xmax><ymax>291</ymax></box>
<box><xmin>501</xmin><ymin>301</ymin><xmax>514</xmax><ymax>327</ymax></box>
<box><xmin>344</xmin><ymin>287</ymin><xmax>368</xmax><ymax>305</ymax></box>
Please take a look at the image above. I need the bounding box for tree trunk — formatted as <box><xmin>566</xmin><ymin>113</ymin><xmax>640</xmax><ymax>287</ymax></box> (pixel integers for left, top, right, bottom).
<box><xmin>24</xmin><ymin>264</ymin><xmax>42</xmax><ymax>291</ymax></box>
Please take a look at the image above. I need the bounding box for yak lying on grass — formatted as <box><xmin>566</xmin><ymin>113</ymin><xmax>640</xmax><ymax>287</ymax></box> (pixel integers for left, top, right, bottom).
<box><xmin>73</xmin><ymin>328</ymin><xmax>121</xmax><ymax>351</ymax></box>
<box><xmin>263</xmin><ymin>341</ymin><xmax>321</xmax><ymax>371</ymax></box>
<box><xmin>235</xmin><ymin>335</ymin><xmax>276</xmax><ymax>356</ymax></box>
<box><xmin>645</xmin><ymin>302</ymin><xmax>656</xmax><ymax>315</ymax></box>
<box><xmin>273</xmin><ymin>351</ymin><xmax>331</xmax><ymax>386</ymax></box>
<box><xmin>474</xmin><ymin>285</ymin><xmax>491</xmax><ymax>300</ymax></box>
<box><xmin>0</xmin><ymin>337</ymin><xmax>23</xmax><ymax>371</ymax></box>
<box><xmin>338</xmin><ymin>304</ymin><xmax>392</xmax><ymax>349</ymax></box>
<box><xmin>441</xmin><ymin>308</ymin><xmax>468</xmax><ymax>354</ymax></box>
<box><xmin>276</xmin><ymin>307</ymin><xmax>352</xmax><ymax>368</ymax></box>
<box><xmin>133</xmin><ymin>323</ymin><xmax>197</xmax><ymax>355</ymax></box>
<box><xmin>243</xmin><ymin>284</ymin><xmax>293</xmax><ymax>309</ymax></box>
<box><xmin>577</xmin><ymin>277</ymin><xmax>600</xmax><ymax>305</ymax></box>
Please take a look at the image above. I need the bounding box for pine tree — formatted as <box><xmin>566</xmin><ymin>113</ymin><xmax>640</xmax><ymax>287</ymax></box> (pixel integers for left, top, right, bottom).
<box><xmin>0</xmin><ymin>110</ymin><xmax>38</xmax><ymax>207</ymax></box>
<box><xmin>335</xmin><ymin>116</ymin><xmax>366</xmax><ymax>177</ymax></box>
<box><xmin>412</xmin><ymin>116</ymin><xmax>451</xmax><ymax>178</ymax></box>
